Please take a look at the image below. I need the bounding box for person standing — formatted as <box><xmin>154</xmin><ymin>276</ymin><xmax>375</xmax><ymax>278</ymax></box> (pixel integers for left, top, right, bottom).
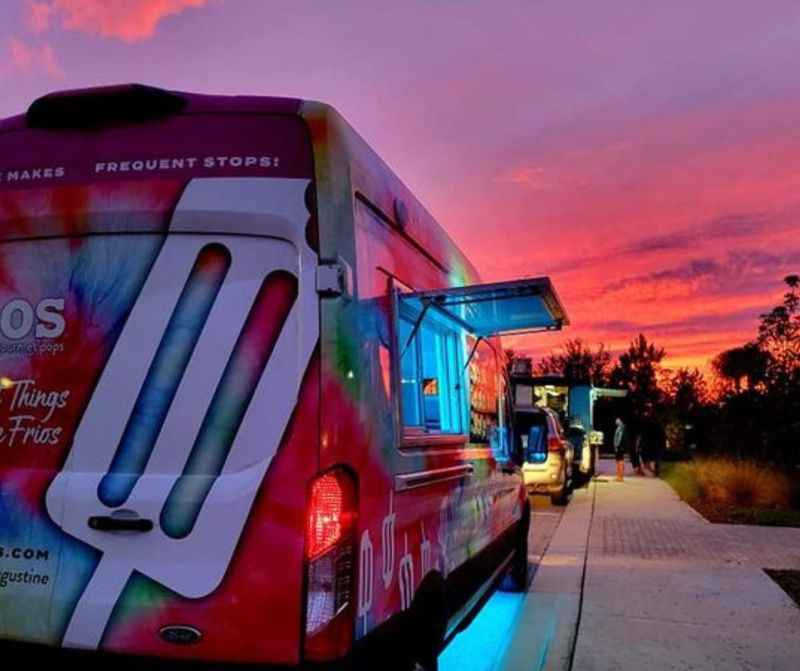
<box><xmin>613</xmin><ymin>417</ymin><xmax>629</xmax><ymax>482</ymax></box>
<box><xmin>649</xmin><ymin>419</ymin><xmax>666</xmax><ymax>476</ymax></box>
<box><xmin>631</xmin><ymin>419</ymin><xmax>646</xmax><ymax>476</ymax></box>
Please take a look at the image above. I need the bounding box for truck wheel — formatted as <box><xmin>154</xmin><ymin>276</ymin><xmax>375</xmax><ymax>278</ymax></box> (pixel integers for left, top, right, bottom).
<box><xmin>551</xmin><ymin>465</ymin><xmax>570</xmax><ymax>505</ymax></box>
<box><xmin>407</xmin><ymin>573</ymin><xmax>447</xmax><ymax>671</ymax></box>
<box><xmin>502</xmin><ymin>500</ymin><xmax>530</xmax><ymax>592</ymax></box>
<box><xmin>551</xmin><ymin>481</ymin><xmax>569</xmax><ymax>506</ymax></box>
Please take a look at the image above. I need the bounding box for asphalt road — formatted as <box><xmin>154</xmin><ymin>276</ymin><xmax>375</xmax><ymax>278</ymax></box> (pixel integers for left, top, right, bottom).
<box><xmin>439</xmin><ymin>492</ymin><xmax>568</xmax><ymax>671</ymax></box>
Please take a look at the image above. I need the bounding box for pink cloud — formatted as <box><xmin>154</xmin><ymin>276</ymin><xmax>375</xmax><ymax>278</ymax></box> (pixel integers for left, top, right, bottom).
<box><xmin>38</xmin><ymin>41</ymin><xmax>64</xmax><ymax>78</ymax></box>
<box><xmin>5</xmin><ymin>37</ymin><xmax>63</xmax><ymax>79</ymax></box>
<box><xmin>7</xmin><ymin>37</ymin><xmax>34</xmax><ymax>71</ymax></box>
<box><xmin>25</xmin><ymin>1</ymin><xmax>55</xmax><ymax>34</ymax></box>
<box><xmin>30</xmin><ymin>0</ymin><xmax>210</xmax><ymax>43</ymax></box>
<box><xmin>495</xmin><ymin>167</ymin><xmax>554</xmax><ymax>191</ymax></box>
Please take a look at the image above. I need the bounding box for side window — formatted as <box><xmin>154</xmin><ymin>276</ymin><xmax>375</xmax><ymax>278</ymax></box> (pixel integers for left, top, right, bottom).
<box><xmin>398</xmin><ymin>312</ymin><xmax>464</xmax><ymax>435</ymax></box>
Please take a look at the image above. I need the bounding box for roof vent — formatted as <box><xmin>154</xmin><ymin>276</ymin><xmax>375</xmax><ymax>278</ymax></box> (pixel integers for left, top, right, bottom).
<box><xmin>26</xmin><ymin>84</ymin><xmax>187</xmax><ymax>129</ymax></box>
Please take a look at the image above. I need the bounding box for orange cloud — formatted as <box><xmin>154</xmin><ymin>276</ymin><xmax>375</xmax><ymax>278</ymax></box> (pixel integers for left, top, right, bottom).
<box><xmin>26</xmin><ymin>0</ymin><xmax>210</xmax><ymax>43</ymax></box>
<box><xmin>5</xmin><ymin>37</ymin><xmax>64</xmax><ymax>79</ymax></box>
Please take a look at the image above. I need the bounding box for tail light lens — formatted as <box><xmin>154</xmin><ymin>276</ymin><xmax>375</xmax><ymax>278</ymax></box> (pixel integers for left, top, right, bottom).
<box><xmin>304</xmin><ymin>468</ymin><xmax>357</xmax><ymax>662</ymax></box>
<box><xmin>548</xmin><ymin>436</ymin><xmax>563</xmax><ymax>452</ymax></box>
<box><xmin>306</xmin><ymin>472</ymin><xmax>346</xmax><ymax>559</ymax></box>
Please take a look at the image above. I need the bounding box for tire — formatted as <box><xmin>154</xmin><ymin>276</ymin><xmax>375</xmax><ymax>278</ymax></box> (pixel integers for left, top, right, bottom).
<box><xmin>406</xmin><ymin>573</ymin><xmax>447</xmax><ymax>671</ymax></box>
<box><xmin>551</xmin><ymin>483</ymin><xmax>569</xmax><ymax>506</ymax></box>
<box><xmin>551</xmin><ymin>466</ymin><xmax>570</xmax><ymax>505</ymax></box>
<box><xmin>502</xmin><ymin>500</ymin><xmax>530</xmax><ymax>592</ymax></box>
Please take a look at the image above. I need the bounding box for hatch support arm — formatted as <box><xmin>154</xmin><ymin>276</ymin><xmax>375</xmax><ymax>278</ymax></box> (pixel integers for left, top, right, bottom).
<box><xmin>463</xmin><ymin>336</ymin><xmax>485</xmax><ymax>371</ymax></box>
<box><xmin>400</xmin><ymin>298</ymin><xmax>432</xmax><ymax>358</ymax></box>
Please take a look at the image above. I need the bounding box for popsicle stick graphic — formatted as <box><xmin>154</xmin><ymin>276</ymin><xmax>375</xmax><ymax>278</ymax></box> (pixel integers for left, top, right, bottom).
<box><xmin>61</xmin><ymin>253</ymin><xmax>299</xmax><ymax>648</ymax></box>
<box><xmin>98</xmin><ymin>244</ymin><xmax>231</xmax><ymax>508</ymax></box>
<box><xmin>357</xmin><ymin>529</ymin><xmax>374</xmax><ymax>638</ymax></box>
<box><xmin>161</xmin><ymin>270</ymin><xmax>298</xmax><ymax>538</ymax></box>
<box><xmin>63</xmin><ymin>243</ymin><xmax>235</xmax><ymax>648</ymax></box>
<box><xmin>381</xmin><ymin>490</ymin><xmax>396</xmax><ymax>589</ymax></box>
<box><xmin>398</xmin><ymin>534</ymin><xmax>415</xmax><ymax>612</ymax></box>
<box><xmin>63</xmin><ymin>553</ymin><xmax>136</xmax><ymax>650</ymax></box>
<box><xmin>46</xmin><ymin>178</ymin><xmax>318</xmax><ymax>650</ymax></box>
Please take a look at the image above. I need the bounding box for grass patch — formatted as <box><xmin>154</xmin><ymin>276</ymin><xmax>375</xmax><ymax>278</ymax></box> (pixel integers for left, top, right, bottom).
<box><xmin>661</xmin><ymin>459</ymin><xmax>800</xmax><ymax>527</ymax></box>
<box><xmin>765</xmin><ymin>570</ymin><xmax>800</xmax><ymax>608</ymax></box>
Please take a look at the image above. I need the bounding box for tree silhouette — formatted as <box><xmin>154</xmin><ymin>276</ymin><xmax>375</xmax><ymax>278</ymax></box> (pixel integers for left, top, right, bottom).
<box><xmin>711</xmin><ymin>342</ymin><xmax>771</xmax><ymax>393</ymax></box>
<box><xmin>667</xmin><ymin>367</ymin><xmax>709</xmax><ymax>418</ymax></box>
<box><xmin>758</xmin><ymin>274</ymin><xmax>800</xmax><ymax>388</ymax></box>
<box><xmin>707</xmin><ymin>275</ymin><xmax>800</xmax><ymax>463</ymax></box>
<box><xmin>610</xmin><ymin>334</ymin><xmax>666</xmax><ymax>415</ymax></box>
<box><xmin>533</xmin><ymin>338</ymin><xmax>612</xmax><ymax>384</ymax></box>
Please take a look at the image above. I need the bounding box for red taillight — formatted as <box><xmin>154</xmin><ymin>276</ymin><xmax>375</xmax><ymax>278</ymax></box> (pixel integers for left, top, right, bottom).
<box><xmin>548</xmin><ymin>436</ymin><xmax>562</xmax><ymax>452</ymax></box>
<box><xmin>306</xmin><ymin>473</ymin><xmax>345</xmax><ymax>559</ymax></box>
<box><xmin>304</xmin><ymin>469</ymin><xmax>357</xmax><ymax>663</ymax></box>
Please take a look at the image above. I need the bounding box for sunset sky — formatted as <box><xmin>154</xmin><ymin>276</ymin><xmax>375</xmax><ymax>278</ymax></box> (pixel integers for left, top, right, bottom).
<box><xmin>1</xmin><ymin>1</ymin><xmax>798</xmax><ymax>371</ymax></box>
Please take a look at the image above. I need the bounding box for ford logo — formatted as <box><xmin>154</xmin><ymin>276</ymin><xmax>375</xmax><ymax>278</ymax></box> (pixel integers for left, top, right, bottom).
<box><xmin>159</xmin><ymin>625</ymin><xmax>203</xmax><ymax>645</ymax></box>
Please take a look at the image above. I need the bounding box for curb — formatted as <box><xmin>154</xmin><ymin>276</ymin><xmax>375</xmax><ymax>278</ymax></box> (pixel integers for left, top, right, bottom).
<box><xmin>498</xmin><ymin>480</ymin><xmax>596</xmax><ymax>671</ymax></box>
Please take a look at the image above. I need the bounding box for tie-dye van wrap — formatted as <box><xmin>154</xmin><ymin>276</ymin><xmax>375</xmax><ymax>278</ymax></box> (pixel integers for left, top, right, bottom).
<box><xmin>0</xmin><ymin>89</ymin><xmax>526</xmax><ymax>667</ymax></box>
<box><xmin>302</xmin><ymin>102</ymin><xmax>524</xmax><ymax>647</ymax></box>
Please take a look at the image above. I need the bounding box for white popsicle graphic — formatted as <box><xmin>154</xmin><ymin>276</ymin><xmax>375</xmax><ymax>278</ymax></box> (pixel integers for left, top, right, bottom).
<box><xmin>46</xmin><ymin>178</ymin><xmax>318</xmax><ymax>649</ymax></box>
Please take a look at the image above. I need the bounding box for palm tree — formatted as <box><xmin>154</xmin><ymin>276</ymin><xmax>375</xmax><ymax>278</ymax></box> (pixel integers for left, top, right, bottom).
<box><xmin>712</xmin><ymin>342</ymin><xmax>770</xmax><ymax>393</ymax></box>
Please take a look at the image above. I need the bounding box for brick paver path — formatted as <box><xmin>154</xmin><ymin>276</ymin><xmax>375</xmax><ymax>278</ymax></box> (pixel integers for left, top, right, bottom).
<box><xmin>573</xmin><ymin>460</ymin><xmax>800</xmax><ymax>671</ymax></box>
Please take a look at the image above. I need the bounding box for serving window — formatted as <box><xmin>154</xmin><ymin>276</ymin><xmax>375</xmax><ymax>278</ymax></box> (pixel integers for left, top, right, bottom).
<box><xmin>393</xmin><ymin>275</ymin><xmax>568</xmax><ymax>447</ymax></box>
<box><xmin>398</xmin><ymin>308</ymin><xmax>466</xmax><ymax>436</ymax></box>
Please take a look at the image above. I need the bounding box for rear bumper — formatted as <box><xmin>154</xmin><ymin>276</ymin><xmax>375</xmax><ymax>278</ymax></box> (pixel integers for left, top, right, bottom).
<box><xmin>0</xmin><ymin>639</ymin><xmax>349</xmax><ymax>671</ymax></box>
<box><xmin>522</xmin><ymin>472</ymin><xmax>565</xmax><ymax>494</ymax></box>
<box><xmin>1</xmin><ymin>521</ymin><xmax>526</xmax><ymax>671</ymax></box>
<box><xmin>524</xmin><ymin>481</ymin><xmax>564</xmax><ymax>495</ymax></box>
<box><xmin>523</xmin><ymin>455</ymin><xmax>565</xmax><ymax>494</ymax></box>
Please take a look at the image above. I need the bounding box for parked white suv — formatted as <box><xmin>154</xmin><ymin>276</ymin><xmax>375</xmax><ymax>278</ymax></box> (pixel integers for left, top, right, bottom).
<box><xmin>516</xmin><ymin>407</ymin><xmax>573</xmax><ymax>505</ymax></box>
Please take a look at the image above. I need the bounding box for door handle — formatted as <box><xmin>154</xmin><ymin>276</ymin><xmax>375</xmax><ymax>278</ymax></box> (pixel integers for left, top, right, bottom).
<box><xmin>88</xmin><ymin>516</ymin><xmax>154</xmax><ymax>533</ymax></box>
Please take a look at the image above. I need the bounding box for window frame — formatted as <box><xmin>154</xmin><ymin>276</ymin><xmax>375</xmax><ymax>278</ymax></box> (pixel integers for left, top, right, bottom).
<box><xmin>391</xmin><ymin>285</ymin><xmax>469</xmax><ymax>448</ymax></box>
<box><xmin>465</xmin><ymin>335</ymin><xmax>506</xmax><ymax>449</ymax></box>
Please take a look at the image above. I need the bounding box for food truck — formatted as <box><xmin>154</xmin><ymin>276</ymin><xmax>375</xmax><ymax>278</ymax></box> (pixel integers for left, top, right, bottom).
<box><xmin>510</xmin><ymin>371</ymin><xmax>627</xmax><ymax>479</ymax></box>
<box><xmin>0</xmin><ymin>85</ymin><xmax>568</xmax><ymax>670</ymax></box>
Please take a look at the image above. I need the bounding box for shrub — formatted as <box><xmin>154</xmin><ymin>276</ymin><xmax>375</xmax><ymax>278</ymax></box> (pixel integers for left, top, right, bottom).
<box><xmin>688</xmin><ymin>458</ymin><xmax>792</xmax><ymax>509</ymax></box>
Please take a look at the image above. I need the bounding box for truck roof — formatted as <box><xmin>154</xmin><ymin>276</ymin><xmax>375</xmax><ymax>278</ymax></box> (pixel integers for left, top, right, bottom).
<box><xmin>0</xmin><ymin>84</ymin><xmax>480</xmax><ymax>286</ymax></box>
<box><xmin>0</xmin><ymin>85</ymin><xmax>303</xmax><ymax>133</ymax></box>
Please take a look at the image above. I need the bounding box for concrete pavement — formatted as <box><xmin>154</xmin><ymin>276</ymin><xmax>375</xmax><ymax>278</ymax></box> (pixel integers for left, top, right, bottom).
<box><xmin>498</xmin><ymin>475</ymin><xmax>592</xmax><ymax>671</ymax></box>
<box><xmin>500</xmin><ymin>458</ymin><xmax>800</xmax><ymax>671</ymax></box>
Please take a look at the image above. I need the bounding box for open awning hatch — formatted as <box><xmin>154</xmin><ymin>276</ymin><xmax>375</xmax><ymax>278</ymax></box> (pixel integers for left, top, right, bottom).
<box><xmin>399</xmin><ymin>277</ymin><xmax>569</xmax><ymax>339</ymax></box>
<box><xmin>591</xmin><ymin>387</ymin><xmax>628</xmax><ymax>399</ymax></box>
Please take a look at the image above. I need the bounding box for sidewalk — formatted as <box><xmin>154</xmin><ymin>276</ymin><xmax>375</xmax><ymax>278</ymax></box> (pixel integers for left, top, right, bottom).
<box><xmin>499</xmin><ymin>472</ymin><xmax>594</xmax><ymax>671</ymax></box>
<box><xmin>502</xmin><ymin>459</ymin><xmax>800</xmax><ymax>671</ymax></box>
